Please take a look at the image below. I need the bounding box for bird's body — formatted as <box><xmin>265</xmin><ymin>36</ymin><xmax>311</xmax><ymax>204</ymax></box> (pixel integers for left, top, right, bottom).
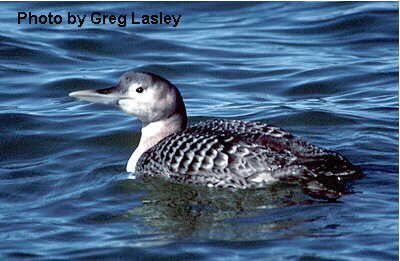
<box><xmin>69</xmin><ymin>71</ymin><xmax>361</xmax><ymax>198</ymax></box>
<box><xmin>137</xmin><ymin>118</ymin><xmax>359</xmax><ymax>189</ymax></box>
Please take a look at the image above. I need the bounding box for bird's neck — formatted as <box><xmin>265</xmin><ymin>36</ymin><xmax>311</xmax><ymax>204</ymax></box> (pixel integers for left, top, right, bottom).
<box><xmin>126</xmin><ymin>113</ymin><xmax>187</xmax><ymax>172</ymax></box>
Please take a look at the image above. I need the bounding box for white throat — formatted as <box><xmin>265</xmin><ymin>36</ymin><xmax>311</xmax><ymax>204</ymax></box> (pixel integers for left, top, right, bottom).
<box><xmin>126</xmin><ymin>115</ymin><xmax>185</xmax><ymax>172</ymax></box>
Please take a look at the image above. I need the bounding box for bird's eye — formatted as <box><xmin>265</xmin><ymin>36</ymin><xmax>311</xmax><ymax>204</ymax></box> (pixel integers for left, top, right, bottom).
<box><xmin>136</xmin><ymin>87</ymin><xmax>144</xmax><ymax>93</ymax></box>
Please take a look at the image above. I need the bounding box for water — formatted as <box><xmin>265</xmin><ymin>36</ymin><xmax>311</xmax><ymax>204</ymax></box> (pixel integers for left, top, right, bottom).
<box><xmin>1</xmin><ymin>2</ymin><xmax>398</xmax><ymax>260</ymax></box>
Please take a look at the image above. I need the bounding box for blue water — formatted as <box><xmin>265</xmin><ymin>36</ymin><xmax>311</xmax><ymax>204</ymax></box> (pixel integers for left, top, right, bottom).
<box><xmin>1</xmin><ymin>2</ymin><xmax>398</xmax><ymax>260</ymax></box>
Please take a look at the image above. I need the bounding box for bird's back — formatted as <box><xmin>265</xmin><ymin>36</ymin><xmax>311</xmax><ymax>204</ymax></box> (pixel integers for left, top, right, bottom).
<box><xmin>136</xmin><ymin>119</ymin><xmax>361</xmax><ymax>190</ymax></box>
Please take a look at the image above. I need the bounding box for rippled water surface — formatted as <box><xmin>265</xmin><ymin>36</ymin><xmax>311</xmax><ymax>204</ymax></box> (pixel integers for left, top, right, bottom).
<box><xmin>1</xmin><ymin>2</ymin><xmax>398</xmax><ymax>260</ymax></box>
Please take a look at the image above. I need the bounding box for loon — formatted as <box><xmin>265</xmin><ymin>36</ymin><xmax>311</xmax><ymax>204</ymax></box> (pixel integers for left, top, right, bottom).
<box><xmin>69</xmin><ymin>71</ymin><xmax>361</xmax><ymax>197</ymax></box>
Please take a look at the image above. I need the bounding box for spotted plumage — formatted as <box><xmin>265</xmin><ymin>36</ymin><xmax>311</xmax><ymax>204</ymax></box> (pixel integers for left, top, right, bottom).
<box><xmin>137</xmin><ymin>119</ymin><xmax>360</xmax><ymax>189</ymax></box>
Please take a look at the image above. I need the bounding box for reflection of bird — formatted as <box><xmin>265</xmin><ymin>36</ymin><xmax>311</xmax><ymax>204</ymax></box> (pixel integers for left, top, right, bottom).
<box><xmin>69</xmin><ymin>71</ymin><xmax>361</xmax><ymax>197</ymax></box>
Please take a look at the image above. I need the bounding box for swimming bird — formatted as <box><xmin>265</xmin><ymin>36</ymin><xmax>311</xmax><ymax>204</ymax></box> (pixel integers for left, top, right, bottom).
<box><xmin>69</xmin><ymin>71</ymin><xmax>361</xmax><ymax>198</ymax></box>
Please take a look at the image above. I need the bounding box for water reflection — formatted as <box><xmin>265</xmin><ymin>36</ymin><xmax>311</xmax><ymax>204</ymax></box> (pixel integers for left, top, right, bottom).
<box><xmin>118</xmin><ymin>177</ymin><xmax>337</xmax><ymax>240</ymax></box>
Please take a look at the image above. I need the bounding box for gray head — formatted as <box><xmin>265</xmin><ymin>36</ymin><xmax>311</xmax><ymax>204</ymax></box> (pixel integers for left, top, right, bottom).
<box><xmin>69</xmin><ymin>71</ymin><xmax>187</xmax><ymax>127</ymax></box>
